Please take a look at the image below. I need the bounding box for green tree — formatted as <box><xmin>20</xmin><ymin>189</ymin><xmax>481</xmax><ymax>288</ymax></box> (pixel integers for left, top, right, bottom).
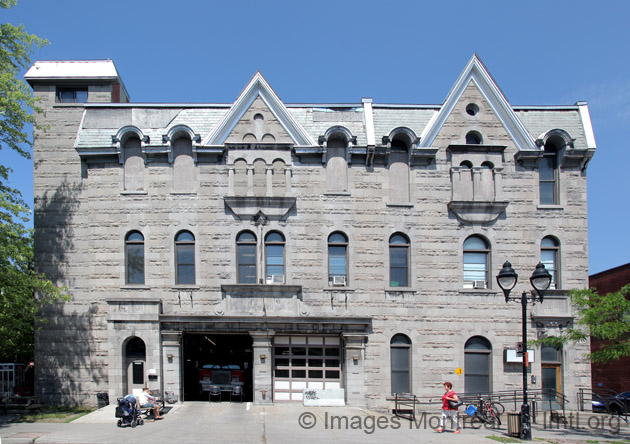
<box><xmin>1</xmin><ymin>0</ymin><xmax>67</xmax><ymax>362</ymax></box>
<box><xmin>535</xmin><ymin>286</ymin><xmax>630</xmax><ymax>364</ymax></box>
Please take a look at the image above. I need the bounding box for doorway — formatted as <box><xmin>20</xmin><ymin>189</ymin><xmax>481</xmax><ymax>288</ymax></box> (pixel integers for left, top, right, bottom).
<box><xmin>125</xmin><ymin>337</ymin><xmax>146</xmax><ymax>395</ymax></box>
<box><xmin>541</xmin><ymin>345</ymin><xmax>563</xmax><ymax>409</ymax></box>
<box><xmin>182</xmin><ymin>334</ymin><xmax>253</xmax><ymax>401</ymax></box>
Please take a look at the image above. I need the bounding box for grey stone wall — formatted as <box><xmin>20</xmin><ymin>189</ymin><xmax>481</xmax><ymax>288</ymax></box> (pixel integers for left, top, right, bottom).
<box><xmin>31</xmin><ymin>75</ymin><xmax>591</xmax><ymax>409</ymax></box>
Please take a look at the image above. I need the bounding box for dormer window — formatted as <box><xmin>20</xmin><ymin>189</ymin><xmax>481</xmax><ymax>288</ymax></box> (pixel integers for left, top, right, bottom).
<box><xmin>540</xmin><ymin>139</ymin><xmax>560</xmax><ymax>205</ymax></box>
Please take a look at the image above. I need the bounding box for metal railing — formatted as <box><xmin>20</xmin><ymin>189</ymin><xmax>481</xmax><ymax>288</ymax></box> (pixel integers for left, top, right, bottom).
<box><xmin>393</xmin><ymin>393</ymin><xmax>418</xmax><ymax>421</ymax></box>
<box><xmin>392</xmin><ymin>389</ymin><xmax>568</xmax><ymax>423</ymax></box>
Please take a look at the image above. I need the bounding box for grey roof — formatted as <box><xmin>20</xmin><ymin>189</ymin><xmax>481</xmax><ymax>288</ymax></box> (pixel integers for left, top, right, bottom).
<box><xmin>74</xmin><ymin>102</ymin><xmax>588</xmax><ymax>151</ymax></box>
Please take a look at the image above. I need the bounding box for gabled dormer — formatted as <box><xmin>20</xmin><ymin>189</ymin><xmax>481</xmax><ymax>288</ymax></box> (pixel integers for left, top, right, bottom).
<box><xmin>201</xmin><ymin>72</ymin><xmax>316</xmax><ymax>148</ymax></box>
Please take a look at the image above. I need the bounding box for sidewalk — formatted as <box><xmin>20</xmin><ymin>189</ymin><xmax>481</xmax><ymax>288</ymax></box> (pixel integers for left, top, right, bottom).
<box><xmin>1</xmin><ymin>403</ymin><xmax>628</xmax><ymax>444</ymax></box>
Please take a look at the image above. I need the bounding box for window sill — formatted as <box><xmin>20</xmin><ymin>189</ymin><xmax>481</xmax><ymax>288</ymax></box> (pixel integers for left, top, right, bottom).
<box><xmin>385</xmin><ymin>288</ymin><xmax>416</xmax><ymax>293</ymax></box>
<box><xmin>120</xmin><ymin>285</ymin><xmax>151</xmax><ymax>290</ymax></box>
<box><xmin>537</xmin><ymin>204</ymin><xmax>564</xmax><ymax>210</ymax></box>
<box><xmin>170</xmin><ymin>192</ymin><xmax>197</xmax><ymax>196</ymax></box>
<box><xmin>459</xmin><ymin>288</ymin><xmax>498</xmax><ymax>295</ymax></box>
<box><xmin>121</xmin><ymin>190</ymin><xmax>148</xmax><ymax>195</ymax></box>
<box><xmin>323</xmin><ymin>192</ymin><xmax>351</xmax><ymax>197</ymax></box>
<box><xmin>172</xmin><ymin>285</ymin><xmax>200</xmax><ymax>290</ymax></box>
<box><xmin>324</xmin><ymin>287</ymin><xmax>356</xmax><ymax>292</ymax></box>
<box><xmin>386</xmin><ymin>203</ymin><xmax>414</xmax><ymax>208</ymax></box>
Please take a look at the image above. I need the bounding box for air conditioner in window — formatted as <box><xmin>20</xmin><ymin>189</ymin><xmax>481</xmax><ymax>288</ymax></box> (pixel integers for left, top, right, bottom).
<box><xmin>549</xmin><ymin>283</ymin><xmax>556</xmax><ymax>290</ymax></box>
<box><xmin>473</xmin><ymin>280</ymin><xmax>487</xmax><ymax>289</ymax></box>
<box><xmin>266</xmin><ymin>275</ymin><xmax>284</xmax><ymax>284</ymax></box>
<box><xmin>331</xmin><ymin>276</ymin><xmax>347</xmax><ymax>286</ymax></box>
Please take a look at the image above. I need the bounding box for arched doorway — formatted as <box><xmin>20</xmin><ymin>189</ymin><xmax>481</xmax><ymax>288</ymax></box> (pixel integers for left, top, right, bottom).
<box><xmin>125</xmin><ymin>337</ymin><xmax>146</xmax><ymax>395</ymax></box>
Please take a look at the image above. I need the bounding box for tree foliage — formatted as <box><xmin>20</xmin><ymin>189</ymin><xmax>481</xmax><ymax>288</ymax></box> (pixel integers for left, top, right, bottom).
<box><xmin>534</xmin><ymin>286</ymin><xmax>630</xmax><ymax>364</ymax></box>
<box><xmin>0</xmin><ymin>0</ymin><xmax>67</xmax><ymax>363</ymax></box>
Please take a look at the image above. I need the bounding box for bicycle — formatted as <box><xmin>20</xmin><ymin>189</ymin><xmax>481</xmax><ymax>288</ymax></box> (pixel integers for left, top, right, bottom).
<box><xmin>470</xmin><ymin>398</ymin><xmax>502</xmax><ymax>427</ymax></box>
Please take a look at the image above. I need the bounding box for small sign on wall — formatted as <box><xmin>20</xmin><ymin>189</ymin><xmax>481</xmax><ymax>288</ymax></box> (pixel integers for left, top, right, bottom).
<box><xmin>504</xmin><ymin>349</ymin><xmax>535</xmax><ymax>363</ymax></box>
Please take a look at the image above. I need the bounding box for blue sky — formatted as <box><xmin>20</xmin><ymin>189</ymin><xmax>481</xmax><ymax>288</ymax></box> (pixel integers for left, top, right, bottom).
<box><xmin>3</xmin><ymin>0</ymin><xmax>628</xmax><ymax>275</ymax></box>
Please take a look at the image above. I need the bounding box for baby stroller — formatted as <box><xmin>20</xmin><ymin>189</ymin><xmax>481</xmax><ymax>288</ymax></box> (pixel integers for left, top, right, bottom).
<box><xmin>116</xmin><ymin>395</ymin><xmax>144</xmax><ymax>427</ymax></box>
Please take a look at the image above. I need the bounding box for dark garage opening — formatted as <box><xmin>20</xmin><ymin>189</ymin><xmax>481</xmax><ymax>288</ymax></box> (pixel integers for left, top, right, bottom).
<box><xmin>183</xmin><ymin>333</ymin><xmax>253</xmax><ymax>401</ymax></box>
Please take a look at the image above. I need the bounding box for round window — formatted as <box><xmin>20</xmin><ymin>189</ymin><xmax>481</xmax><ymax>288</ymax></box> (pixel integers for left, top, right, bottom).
<box><xmin>466</xmin><ymin>103</ymin><xmax>479</xmax><ymax>116</ymax></box>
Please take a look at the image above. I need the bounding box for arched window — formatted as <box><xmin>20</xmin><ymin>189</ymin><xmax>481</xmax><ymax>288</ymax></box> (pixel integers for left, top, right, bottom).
<box><xmin>540</xmin><ymin>139</ymin><xmax>559</xmax><ymax>204</ymax></box>
<box><xmin>389</xmin><ymin>136</ymin><xmax>410</xmax><ymax>203</ymax></box>
<box><xmin>326</xmin><ymin>134</ymin><xmax>348</xmax><ymax>192</ymax></box>
<box><xmin>466</xmin><ymin>131</ymin><xmax>482</xmax><ymax>145</ymax></box>
<box><xmin>172</xmin><ymin>136</ymin><xmax>194</xmax><ymax>192</ymax></box>
<box><xmin>253</xmin><ymin>159</ymin><xmax>266</xmax><ymax>197</ymax></box>
<box><xmin>175</xmin><ymin>231</ymin><xmax>195</xmax><ymax>285</ymax></box>
<box><xmin>265</xmin><ymin>232</ymin><xmax>285</xmax><ymax>284</ymax></box>
<box><xmin>237</xmin><ymin>231</ymin><xmax>257</xmax><ymax>284</ymax></box>
<box><xmin>541</xmin><ymin>236</ymin><xmax>560</xmax><ymax>289</ymax></box>
<box><xmin>123</xmin><ymin>137</ymin><xmax>144</xmax><ymax>191</ymax></box>
<box><xmin>389</xmin><ymin>233</ymin><xmax>410</xmax><ymax>287</ymax></box>
<box><xmin>328</xmin><ymin>232</ymin><xmax>348</xmax><ymax>286</ymax></box>
<box><xmin>125</xmin><ymin>231</ymin><xmax>145</xmax><ymax>284</ymax></box>
<box><xmin>463</xmin><ymin>235</ymin><xmax>490</xmax><ymax>289</ymax></box>
<box><xmin>390</xmin><ymin>334</ymin><xmax>411</xmax><ymax>394</ymax></box>
<box><xmin>465</xmin><ymin>336</ymin><xmax>492</xmax><ymax>394</ymax></box>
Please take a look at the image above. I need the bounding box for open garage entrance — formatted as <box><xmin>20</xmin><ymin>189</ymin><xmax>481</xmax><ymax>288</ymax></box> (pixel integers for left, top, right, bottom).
<box><xmin>182</xmin><ymin>333</ymin><xmax>253</xmax><ymax>402</ymax></box>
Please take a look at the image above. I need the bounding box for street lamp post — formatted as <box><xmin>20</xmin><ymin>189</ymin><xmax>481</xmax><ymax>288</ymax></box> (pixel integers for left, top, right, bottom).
<box><xmin>496</xmin><ymin>261</ymin><xmax>551</xmax><ymax>441</ymax></box>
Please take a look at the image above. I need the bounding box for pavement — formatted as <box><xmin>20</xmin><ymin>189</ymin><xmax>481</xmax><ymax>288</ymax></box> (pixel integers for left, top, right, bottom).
<box><xmin>1</xmin><ymin>402</ymin><xmax>629</xmax><ymax>444</ymax></box>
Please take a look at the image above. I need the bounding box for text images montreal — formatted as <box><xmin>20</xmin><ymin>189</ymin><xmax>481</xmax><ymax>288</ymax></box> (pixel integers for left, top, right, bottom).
<box><xmin>297</xmin><ymin>411</ymin><xmax>621</xmax><ymax>435</ymax></box>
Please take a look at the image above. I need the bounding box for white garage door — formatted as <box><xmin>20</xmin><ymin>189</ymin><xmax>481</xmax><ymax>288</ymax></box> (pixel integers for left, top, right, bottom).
<box><xmin>273</xmin><ymin>336</ymin><xmax>342</xmax><ymax>402</ymax></box>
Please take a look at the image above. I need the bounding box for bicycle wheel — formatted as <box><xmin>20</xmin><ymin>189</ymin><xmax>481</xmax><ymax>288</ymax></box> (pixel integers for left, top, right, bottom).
<box><xmin>488</xmin><ymin>408</ymin><xmax>501</xmax><ymax>427</ymax></box>
<box><xmin>472</xmin><ymin>411</ymin><xmax>486</xmax><ymax>424</ymax></box>
<box><xmin>490</xmin><ymin>401</ymin><xmax>505</xmax><ymax>415</ymax></box>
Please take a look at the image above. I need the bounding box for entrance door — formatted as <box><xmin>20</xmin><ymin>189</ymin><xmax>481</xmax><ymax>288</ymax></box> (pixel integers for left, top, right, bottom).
<box><xmin>125</xmin><ymin>337</ymin><xmax>146</xmax><ymax>395</ymax></box>
<box><xmin>127</xmin><ymin>361</ymin><xmax>145</xmax><ymax>395</ymax></box>
<box><xmin>541</xmin><ymin>345</ymin><xmax>562</xmax><ymax>409</ymax></box>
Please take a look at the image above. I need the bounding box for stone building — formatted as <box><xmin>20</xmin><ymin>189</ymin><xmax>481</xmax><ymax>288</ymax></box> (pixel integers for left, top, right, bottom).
<box><xmin>25</xmin><ymin>55</ymin><xmax>595</xmax><ymax>409</ymax></box>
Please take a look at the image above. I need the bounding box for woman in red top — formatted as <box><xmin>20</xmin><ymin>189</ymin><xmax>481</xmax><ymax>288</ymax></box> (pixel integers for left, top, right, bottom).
<box><xmin>436</xmin><ymin>382</ymin><xmax>461</xmax><ymax>434</ymax></box>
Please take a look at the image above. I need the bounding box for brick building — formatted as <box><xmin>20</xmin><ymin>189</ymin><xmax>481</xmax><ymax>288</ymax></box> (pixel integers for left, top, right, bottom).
<box><xmin>589</xmin><ymin>263</ymin><xmax>630</xmax><ymax>393</ymax></box>
<box><xmin>25</xmin><ymin>55</ymin><xmax>595</xmax><ymax>409</ymax></box>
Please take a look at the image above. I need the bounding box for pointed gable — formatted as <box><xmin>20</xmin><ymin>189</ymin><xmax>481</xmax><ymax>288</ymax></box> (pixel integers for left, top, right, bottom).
<box><xmin>419</xmin><ymin>54</ymin><xmax>537</xmax><ymax>151</ymax></box>
<box><xmin>202</xmin><ymin>72</ymin><xmax>316</xmax><ymax>147</ymax></box>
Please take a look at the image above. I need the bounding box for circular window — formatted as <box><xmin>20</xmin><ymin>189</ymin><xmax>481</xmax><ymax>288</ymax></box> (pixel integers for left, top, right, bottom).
<box><xmin>466</xmin><ymin>103</ymin><xmax>479</xmax><ymax>116</ymax></box>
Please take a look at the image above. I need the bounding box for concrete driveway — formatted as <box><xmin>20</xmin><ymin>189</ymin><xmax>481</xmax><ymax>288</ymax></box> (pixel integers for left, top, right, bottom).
<box><xmin>1</xmin><ymin>402</ymin><xmax>628</xmax><ymax>444</ymax></box>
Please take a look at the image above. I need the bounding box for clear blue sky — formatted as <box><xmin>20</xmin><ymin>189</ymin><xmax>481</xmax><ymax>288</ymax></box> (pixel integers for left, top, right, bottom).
<box><xmin>3</xmin><ymin>0</ymin><xmax>628</xmax><ymax>275</ymax></box>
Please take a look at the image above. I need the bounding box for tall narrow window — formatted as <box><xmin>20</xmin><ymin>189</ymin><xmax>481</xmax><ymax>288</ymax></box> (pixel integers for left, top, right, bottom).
<box><xmin>389</xmin><ymin>136</ymin><xmax>410</xmax><ymax>203</ymax></box>
<box><xmin>390</xmin><ymin>334</ymin><xmax>411</xmax><ymax>394</ymax></box>
<box><xmin>175</xmin><ymin>231</ymin><xmax>195</xmax><ymax>285</ymax></box>
<box><xmin>539</xmin><ymin>142</ymin><xmax>558</xmax><ymax>204</ymax></box>
<box><xmin>265</xmin><ymin>232</ymin><xmax>285</xmax><ymax>284</ymax></box>
<box><xmin>464</xmin><ymin>336</ymin><xmax>491</xmax><ymax>394</ymax></box>
<box><xmin>389</xmin><ymin>233</ymin><xmax>409</xmax><ymax>287</ymax></box>
<box><xmin>541</xmin><ymin>236</ymin><xmax>560</xmax><ymax>289</ymax></box>
<box><xmin>125</xmin><ymin>231</ymin><xmax>145</xmax><ymax>284</ymax></box>
<box><xmin>237</xmin><ymin>231</ymin><xmax>257</xmax><ymax>284</ymax></box>
<box><xmin>326</xmin><ymin>135</ymin><xmax>348</xmax><ymax>192</ymax></box>
<box><xmin>463</xmin><ymin>235</ymin><xmax>490</xmax><ymax>288</ymax></box>
<box><xmin>328</xmin><ymin>232</ymin><xmax>348</xmax><ymax>286</ymax></box>
<box><xmin>123</xmin><ymin>137</ymin><xmax>144</xmax><ymax>191</ymax></box>
<box><xmin>172</xmin><ymin>137</ymin><xmax>194</xmax><ymax>192</ymax></box>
